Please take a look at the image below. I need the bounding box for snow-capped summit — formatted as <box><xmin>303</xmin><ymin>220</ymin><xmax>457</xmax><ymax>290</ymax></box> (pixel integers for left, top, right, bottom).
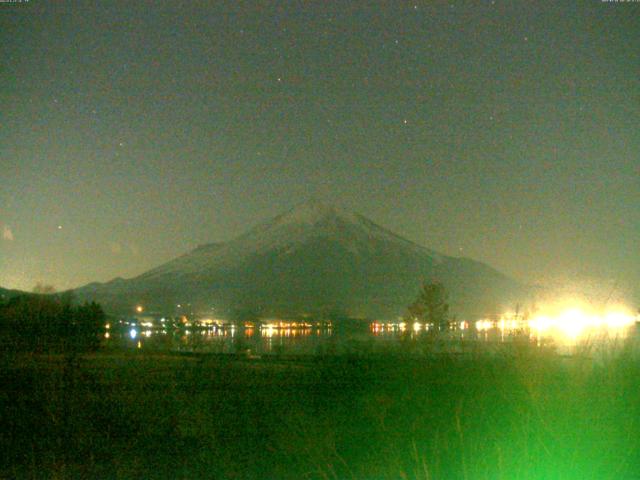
<box><xmin>270</xmin><ymin>200</ymin><xmax>360</xmax><ymax>226</ymax></box>
<box><xmin>239</xmin><ymin>200</ymin><xmax>440</xmax><ymax>259</ymax></box>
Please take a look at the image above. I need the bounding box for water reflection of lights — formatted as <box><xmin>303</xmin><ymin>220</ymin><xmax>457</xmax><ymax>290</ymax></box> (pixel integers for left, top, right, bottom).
<box><xmin>104</xmin><ymin>308</ymin><xmax>637</xmax><ymax>356</ymax></box>
<box><xmin>262</xmin><ymin>325</ymin><xmax>276</xmax><ymax>338</ymax></box>
<box><xmin>291</xmin><ymin>328</ymin><xmax>311</xmax><ymax>337</ymax></box>
<box><xmin>371</xmin><ymin>321</ymin><xmax>433</xmax><ymax>334</ymax></box>
<box><xmin>260</xmin><ymin>321</ymin><xmax>315</xmax><ymax>329</ymax></box>
<box><xmin>260</xmin><ymin>321</ymin><xmax>321</xmax><ymax>338</ymax></box>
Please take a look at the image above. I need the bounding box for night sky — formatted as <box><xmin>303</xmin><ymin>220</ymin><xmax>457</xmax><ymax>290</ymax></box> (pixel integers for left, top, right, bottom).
<box><xmin>1</xmin><ymin>1</ymin><xmax>638</xmax><ymax>299</ymax></box>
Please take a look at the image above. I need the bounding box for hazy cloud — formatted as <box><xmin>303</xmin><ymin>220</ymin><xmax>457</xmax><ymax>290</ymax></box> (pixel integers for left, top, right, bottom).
<box><xmin>2</xmin><ymin>225</ymin><xmax>14</xmax><ymax>241</ymax></box>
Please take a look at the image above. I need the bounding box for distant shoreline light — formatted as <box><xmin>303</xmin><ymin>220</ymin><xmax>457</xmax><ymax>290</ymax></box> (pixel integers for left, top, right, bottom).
<box><xmin>472</xmin><ymin>302</ymin><xmax>638</xmax><ymax>342</ymax></box>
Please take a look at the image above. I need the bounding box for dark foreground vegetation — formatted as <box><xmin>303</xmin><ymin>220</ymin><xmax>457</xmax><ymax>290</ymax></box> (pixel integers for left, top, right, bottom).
<box><xmin>2</xmin><ymin>336</ymin><xmax>640</xmax><ymax>479</ymax></box>
<box><xmin>0</xmin><ymin>293</ymin><xmax>104</xmax><ymax>353</ymax></box>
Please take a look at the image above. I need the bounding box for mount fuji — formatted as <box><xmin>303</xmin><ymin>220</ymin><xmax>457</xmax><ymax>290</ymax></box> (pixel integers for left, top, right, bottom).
<box><xmin>74</xmin><ymin>201</ymin><xmax>531</xmax><ymax>320</ymax></box>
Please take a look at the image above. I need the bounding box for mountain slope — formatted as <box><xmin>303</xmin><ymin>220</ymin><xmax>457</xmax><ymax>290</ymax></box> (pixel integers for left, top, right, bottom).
<box><xmin>0</xmin><ymin>287</ymin><xmax>27</xmax><ymax>302</ymax></box>
<box><xmin>75</xmin><ymin>202</ymin><xmax>531</xmax><ymax>319</ymax></box>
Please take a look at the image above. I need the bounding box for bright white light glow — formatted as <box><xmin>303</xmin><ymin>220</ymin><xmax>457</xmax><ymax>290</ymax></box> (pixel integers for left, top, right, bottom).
<box><xmin>528</xmin><ymin>302</ymin><xmax>636</xmax><ymax>342</ymax></box>
<box><xmin>475</xmin><ymin>319</ymin><xmax>492</xmax><ymax>331</ymax></box>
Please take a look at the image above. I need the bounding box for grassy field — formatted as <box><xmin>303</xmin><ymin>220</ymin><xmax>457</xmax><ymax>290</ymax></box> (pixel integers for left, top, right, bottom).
<box><xmin>2</xmin><ymin>341</ymin><xmax>640</xmax><ymax>479</ymax></box>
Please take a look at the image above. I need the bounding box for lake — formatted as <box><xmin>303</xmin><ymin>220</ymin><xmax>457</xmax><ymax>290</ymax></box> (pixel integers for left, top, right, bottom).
<box><xmin>103</xmin><ymin>314</ymin><xmax>640</xmax><ymax>356</ymax></box>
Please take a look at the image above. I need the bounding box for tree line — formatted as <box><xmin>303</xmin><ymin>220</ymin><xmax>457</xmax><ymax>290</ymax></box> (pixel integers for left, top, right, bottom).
<box><xmin>405</xmin><ymin>281</ymin><xmax>450</xmax><ymax>329</ymax></box>
<box><xmin>0</xmin><ymin>293</ymin><xmax>105</xmax><ymax>353</ymax></box>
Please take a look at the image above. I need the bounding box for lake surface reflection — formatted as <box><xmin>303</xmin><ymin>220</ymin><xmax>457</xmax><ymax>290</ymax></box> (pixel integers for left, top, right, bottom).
<box><xmin>104</xmin><ymin>317</ymin><xmax>640</xmax><ymax>356</ymax></box>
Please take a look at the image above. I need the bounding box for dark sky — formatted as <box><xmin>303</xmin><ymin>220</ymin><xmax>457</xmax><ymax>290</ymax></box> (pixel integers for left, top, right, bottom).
<box><xmin>1</xmin><ymin>0</ymin><xmax>638</xmax><ymax>297</ymax></box>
